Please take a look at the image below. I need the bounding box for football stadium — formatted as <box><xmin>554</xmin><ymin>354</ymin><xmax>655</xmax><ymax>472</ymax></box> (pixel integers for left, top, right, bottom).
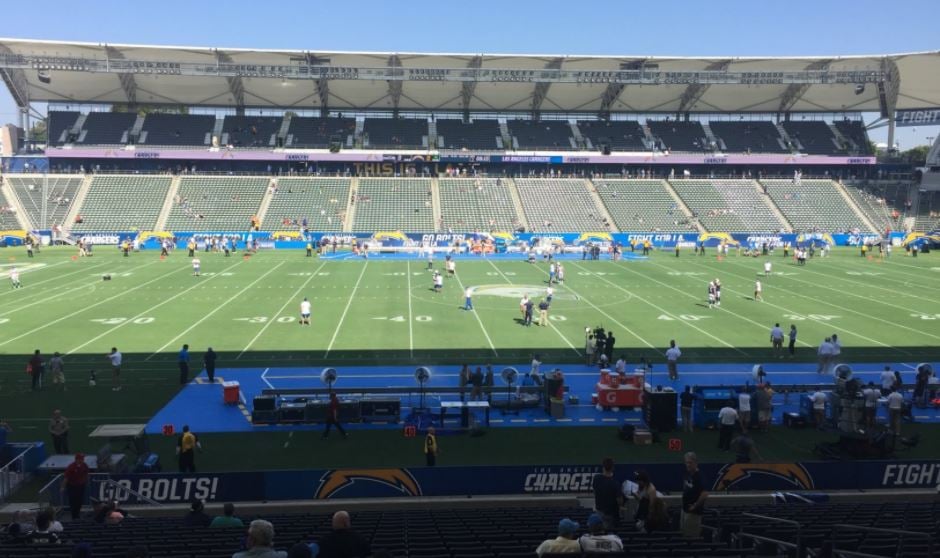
<box><xmin>1</xmin><ymin>9</ymin><xmax>940</xmax><ymax>557</ymax></box>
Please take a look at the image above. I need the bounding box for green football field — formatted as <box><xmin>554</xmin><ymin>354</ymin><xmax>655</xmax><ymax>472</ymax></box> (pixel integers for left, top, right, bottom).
<box><xmin>1</xmin><ymin>245</ymin><xmax>939</xmax><ymax>491</ymax></box>
<box><xmin>0</xmin><ymin>245</ymin><xmax>937</xmax><ymax>368</ymax></box>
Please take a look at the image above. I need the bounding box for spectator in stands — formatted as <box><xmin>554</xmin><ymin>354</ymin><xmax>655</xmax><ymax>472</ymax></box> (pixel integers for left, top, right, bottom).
<box><xmin>63</xmin><ymin>453</ymin><xmax>90</xmax><ymax>520</ymax></box>
<box><xmin>36</xmin><ymin>507</ymin><xmax>62</xmax><ymax>534</ymax></box>
<box><xmin>233</xmin><ymin>519</ymin><xmax>287</xmax><ymax>558</ymax></box>
<box><xmin>25</xmin><ymin>511</ymin><xmax>60</xmax><ymax>545</ymax></box>
<box><xmin>211</xmin><ymin>503</ymin><xmax>244</xmax><ymax>528</ymax></box>
<box><xmin>318</xmin><ymin>510</ymin><xmax>371</xmax><ymax>558</ymax></box>
<box><xmin>536</xmin><ymin>518</ymin><xmax>581</xmax><ymax>556</ymax></box>
<box><xmin>579</xmin><ymin>512</ymin><xmax>623</xmax><ymax>553</ymax></box>
<box><xmin>183</xmin><ymin>499</ymin><xmax>212</xmax><ymax>528</ymax></box>
<box><xmin>680</xmin><ymin>452</ymin><xmax>708</xmax><ymax>538</ymax></box>
<box><xmin>591</xmin><ymin>457</ymin><xmax>621</xmax><ymax>529</ymax></box>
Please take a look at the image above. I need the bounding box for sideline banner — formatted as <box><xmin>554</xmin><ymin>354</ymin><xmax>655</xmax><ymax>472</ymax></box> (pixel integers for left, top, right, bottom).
<box><xmin>91</xmin><ymin>460</ymin><xmax>940</xmax><ymax>504</ymax></box>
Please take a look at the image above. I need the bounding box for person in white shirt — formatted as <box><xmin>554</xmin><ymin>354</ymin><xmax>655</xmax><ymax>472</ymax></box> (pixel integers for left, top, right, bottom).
<box><xmin>770</xmin><ymin>323</ymin><xmax>784</xmax><ymax>358</ymax></box>
<box><xmin>764</xmin><ymin>261</ymin><xmax>772</xmax><ymax>276</ymax></box>
<box><xmin>463</xmin><ymin>287</ymin><xmax>473</xmax><ymax>311</ymax></box>
<box><xmin>830</xmin><ymin>334</ymin><xmax>841</xmax><ymax>361</ymax></box>
<box><xmin>545</xmin><ymin>286</ymin><xmax>554</xmax><ymax>305</ymax></box>
<box><xmin>880</xmin><ymin>366</ymin><xmax>896</xmax><ymax>395</ymax></box>
<box><xmin>754</xmin><ymin>280</ymin><xmax>763</xmax><ymax>302</ymax></box>
<box><xmin>817</xmin><ymin>338</ymin><xmax>834</xmax><ymax>374</ymax></box>
<box><xmin>433</xmin><ymin>271</ymin><xmax>443</xmax><ymax>292</ymax></box>
<box><xmin>863</xmin><ymin>382</ymin><xmax>880</xmax><ymax>428</ymax></box>
<box><xmin>811</xmin><ymin>390</ymin><xmax>827</xmax><ymax>428</ymax></box>
<box><xmin>192</xmin><ymin>258</ymin><xmax>201</xmax><ymax>277</ymax></box>
<box><xmin>107</xmin><ymin>347</ymin><xmax>123</xmax><ymax>392</ymax></box>
<box><xmin>717</xmin><ymin>400</ymin><xmax>739</xmax><ymax>451</ymax></box>
<box><xmin>9</xmin><ymin>266</ymin><xmax>21</xmax><ymax>289</ymax></box>
<box><xmin>666</xmin><ymin>340</ymin><xmax>681</xmax><ymax>380</ymax></box>
<box><xmin>886</xmin><ymin>389</ymin><xmax>905</xmax><ymax>434</ymax></box>
<box><xmin>738</xmin><ymin>388</ymin><xmax>752</xmax><ymax>433</ymax></box>
<box><xmin>519</xmin><ymin>295</ymin><xmax>529</xmax><ymax>320</ymax></box>
<box><xmin>529</xmin><ymin>355</ymin><xmax>542</xmax><ymax>385</ymax></box>
<box><xmin>556</xmin><ymin>264</ymin><xmax>565</xmax><ymax>284</ymax></box>
<box><xmin>446</xmin><ymin>257</ymin><xmax>456</xmax><ymax>276</ymax></box>
<box><xmin>535</xmin><ymin>518</ymin><xmax>582</xmax><ymax>557</ymax></box>
<box><xmin>615</xmin><ymin>357</ymin><xmax>627</xmax><ymax>375</ymax></box>
<box><xmin>300</xmin><ymin>297</ymin><xmax>312</xmax><ymax>326</ymax></box>
<box><xmin>579</xmin><ymin>513</ymin><xmax>624</xmax><ymax>553</ymax></box>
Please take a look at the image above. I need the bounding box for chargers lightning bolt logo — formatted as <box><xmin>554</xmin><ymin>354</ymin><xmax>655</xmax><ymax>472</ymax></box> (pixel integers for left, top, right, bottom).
<box><xmin>713</xmin><ymin>463</ymin><xmax>814</xmax><ymax>491</ymax></box>
<box><xmin>315</xmin><ymin>469</ymin><xmax>421</xmax><ymax>499</ymax></box>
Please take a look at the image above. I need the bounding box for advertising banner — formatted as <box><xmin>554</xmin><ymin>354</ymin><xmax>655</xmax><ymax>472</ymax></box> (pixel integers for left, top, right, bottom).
<box><xmin>92</xmin><ymin>460</ymin><xmax>940</xmax><ymax>504</ymax></box>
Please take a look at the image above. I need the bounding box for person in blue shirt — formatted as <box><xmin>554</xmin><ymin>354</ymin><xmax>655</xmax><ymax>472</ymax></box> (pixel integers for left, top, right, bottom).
<box><xmin>178</xmin><ymin>344</ymin><xmax>190</xmax><ymax>385</ymax></box>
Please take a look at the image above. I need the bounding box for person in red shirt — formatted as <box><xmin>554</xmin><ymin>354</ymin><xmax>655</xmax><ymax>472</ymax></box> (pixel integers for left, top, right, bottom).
<box><xmin>62</xmin><ymin>453</ymin><xmax>90</xmax><ymax>520</ymax></box>
<box><xmin>322</xmin><ymin>393</ymin><xmax>348</xmax><ymax>439</ymax></box>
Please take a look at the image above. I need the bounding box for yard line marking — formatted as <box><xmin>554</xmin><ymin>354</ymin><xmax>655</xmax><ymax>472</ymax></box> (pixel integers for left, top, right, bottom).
<box><xmin>406</xmin><ymin>261</ymin><xmax>414</xmax><ymax>357</ymax></box>
<box><xmin>821</xmin><ymin>259</ymin><xmax>940</xmax><ymax>294</ymax></box>
<box><xmin>0</xmin><ymin>260</ymin><xmax>159</xmax><ymax>318</ymax></box>
<box><xmin>145</xmin><ymin>262</ymin><xmax>286</xmax><ymax>360</ymax></box>
<box><xmin>451</xmin><ymin>266</ymin><xmax>499</xmax><ymax>357</ymax></box>
<box><xmin>572</xmin><ymin>261</ymin><xmax>746</xmax><ymax>354</ymax></box>
<box><xmin>486</xmin><ymin>259</ymin><xmax>580</xmax><ymax>356</ymax></box>
<box><xmin>0</xmin><ymin>265</ymin><xmax>189</xmax><ymax>349</ymax></box>
<box><xmin>325</xmin><ymin>261</ymin><xmax>369</xmax><ymax>357</ymax></box>
<box><xmin>719</xmin><ymin>259</ymin><xmax>940</xmax><ymax>344</ymax></box>
<box><xmin>235</xmin><ymin>262</ymin><xmax>326</xmax><ymax>360</ymax></box>
<box><xmin>0</xmin><ymin>260</ymin><xmax>106</xmax><ymax>308</ymax></box>
<box><xmin>515</xmin><ymin>260</ymin><xmax>660</xmax><ymax>353</ymax></box>
<box><xmin>640</xmin><ymin>260</ymin><xmax>816</xmax><ymax>349</ymax></box>
<box><xmin>238</xmin><ymin>261</ymin><xmax>328</xmax><ymax>359</ymax></box>
<box><xmin>687</xmin><ymin>259</ymin><xmax>911</xmax><ymax>353</ymax></box>
<box><xmin>67</xmin><ymin>260</ymin><xmax>245</xmax><ymax>355</ymax></box>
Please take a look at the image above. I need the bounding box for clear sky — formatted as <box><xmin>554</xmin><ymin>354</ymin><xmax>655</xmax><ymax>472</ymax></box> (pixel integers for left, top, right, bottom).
<box><xmin>2</xmin><ymin>0</ymin><xmax>937</xmax><ymax>148</ymax></box>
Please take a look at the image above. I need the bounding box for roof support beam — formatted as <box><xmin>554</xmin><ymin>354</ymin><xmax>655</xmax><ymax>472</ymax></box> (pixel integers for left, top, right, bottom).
<box><xmin>215</xmin><ymin>50</ymin><xmax>245</xmax><ymax>113</ymax></box>
<box><xmin>879</xmin><ymin>57</ymin><xmax>900</xmax><ymax>118</ymax></box>
<box><xmin>530</xmin><ymin>58</ymin><xmax>563</xmax><ymax>120</ymax></box>
<box><xmin>777</xmin><ymin>59</ymin><xmax>832</xmax><ymax>115</ymax></box>
<box><xmin>677</xmin><ymin>60</ymin><xmax>731</xmax><ymax>114</ymax></box>
<box><xmin>387</xmin><ymin>55</ymin><xmax>402</xmax><ymax>117</ymax></box>
<box><xmin>0</xmin><ymin>44</ymin><xmax>30</xmax><ymax>108</ymax></box>
<box><xmin>104</xmin><ymin>46</ymin><xmax>138</xmax><ymax>107</ymax></box>
<box><xmin>461</xmin><ymin>56</ymin><xmax>482</xmax><ymax>121</ymax></box>
<box><xmin>598</xmin><ymin>83</ymin><xmax>625</xmax><ymax>120</ymax></box>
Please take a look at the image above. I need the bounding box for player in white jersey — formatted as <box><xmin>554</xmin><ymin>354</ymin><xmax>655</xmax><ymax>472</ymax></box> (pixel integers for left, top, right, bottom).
<box><xmin>714</xmin><ymin>279</ymin><xmax>722</xmax><ymax>307</ymax></box>
<box><xmin>707</xmin><ymin>281</ymin><xmax>716</xmax><ymax>309</ymax></box>
<box><xmin>754</xmin><ymin>280</ymin><xmax>763</xmax><ymax>302</ymax></box>
<box><xmin>192</xmin><ymin>258</ymin><xmax>201</xmax><ymax>277</ymax></box>
<box><xmin>9</xmin><ymin>267</ymin><xmax>21</xmax><ymax>289</ymax></box>
<box><xmin>300</xmin><ymin>297</ymin><xmax>312</xmax><ymax>325</ymax></box>
<box><xmin>763</xmin><ymin>260</ymin><xmax>772</xmax><ymax>276</ymax></box>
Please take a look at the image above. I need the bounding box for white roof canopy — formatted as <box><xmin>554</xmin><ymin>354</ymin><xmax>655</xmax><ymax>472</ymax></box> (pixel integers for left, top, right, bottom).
<box><xmin>1</xmin><ymin>38</ymin><xmax>939</xmax><ymax>115</ymax></box>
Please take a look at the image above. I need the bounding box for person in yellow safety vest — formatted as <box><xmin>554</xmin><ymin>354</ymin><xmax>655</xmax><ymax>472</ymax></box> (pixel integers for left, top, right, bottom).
<box><xmin>424</xmin><ymin>427</ymin><xmax>439</xmax><ymax>466</ymax></box>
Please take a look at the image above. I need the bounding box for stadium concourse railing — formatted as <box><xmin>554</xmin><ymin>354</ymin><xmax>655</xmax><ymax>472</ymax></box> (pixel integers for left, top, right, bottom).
<box><xmin>0</xmin><ymin>442</ymin><xmax>44</xmax><ymax>505</ymax></box>
<box><xmin>733</xmin><ymin>513</ymin><xmax>802</xmax><ymax>557</ymax></box>
<box><xmin>831</xmin><ymin>524</ymin><xmax>934</xmax><ymax>558</ymax></box>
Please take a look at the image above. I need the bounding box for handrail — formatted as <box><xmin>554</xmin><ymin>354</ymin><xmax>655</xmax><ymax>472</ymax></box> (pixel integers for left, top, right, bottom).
<box><xmin>734</xmin><ymin>531</ymin><xmax>801</xmax><ymax>557</ymax></box>
<box><xmin>94</xmin><ymin>478</ymin><xmax>163</xmax><ymax>506</ymax></box>
<box><xmin>37</xmin><ymin>473</ymin><xmax>64</xmax><ymax>510</ymax></box>
<box><xmin>0</xmin><ymin>443</ymin><xmax>41</xmax><ymax>504</ymax></box>
<box><xmin>832</xmin><ymin>523</ymin><xmax>933</xmax><ymax>558</ymax></box>
<box><xmin>741</xmin><ymin>512</ymin><xmax>802</xmax><ymax>554</ymax></box>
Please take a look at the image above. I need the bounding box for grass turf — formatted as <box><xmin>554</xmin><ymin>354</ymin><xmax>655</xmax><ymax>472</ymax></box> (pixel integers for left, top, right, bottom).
<box><xmin>1</xmin><ymin>246</ymin><xmax>938</xmax><ymax>479</ymax></box>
